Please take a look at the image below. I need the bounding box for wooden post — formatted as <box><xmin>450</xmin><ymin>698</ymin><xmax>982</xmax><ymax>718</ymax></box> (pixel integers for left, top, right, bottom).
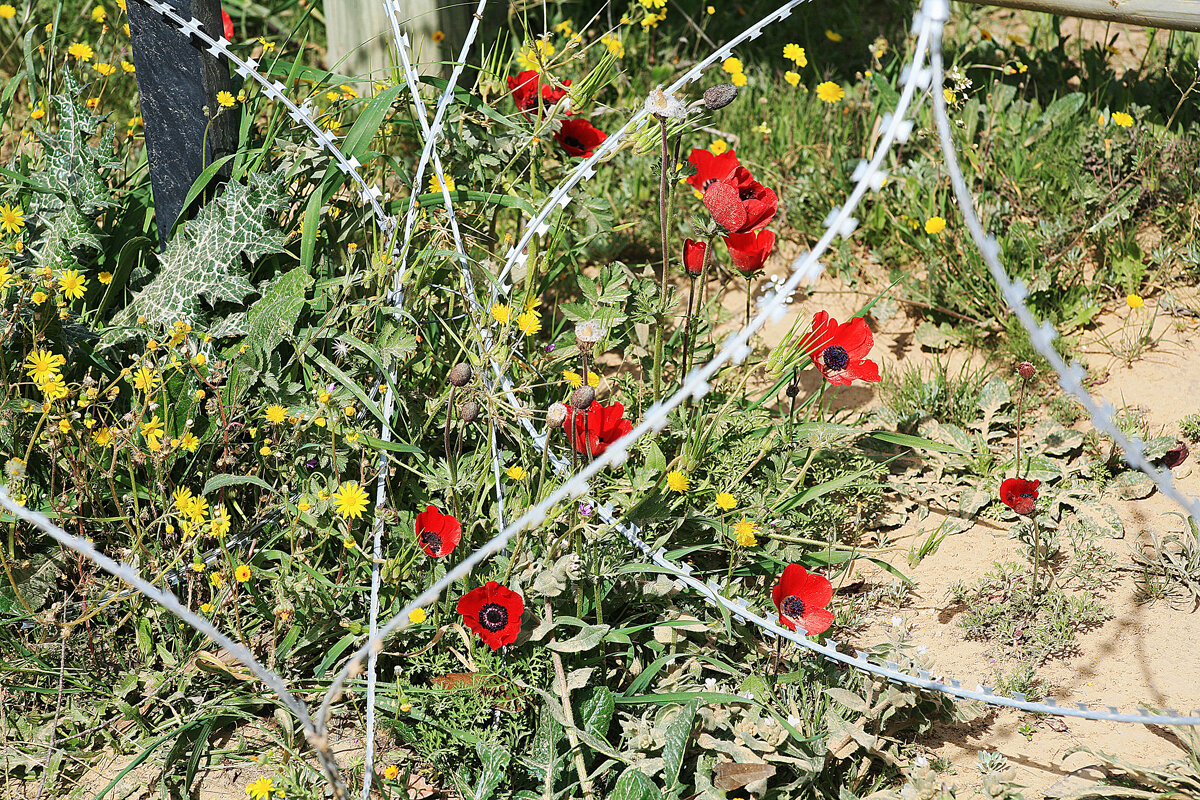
<box><xmin>127</xmin><ymin>0</ymin><xmax>238</xmax><ymax>248</ymax></box>
<box><xmin>955</xmin><ymin>0</ymin><xmax>1200</xmax><ymax>32</ymax></box>
<box><xmin>324</xmin><ymin>0</ymin><xmax>441</xmax><ymax>80</ymax></box>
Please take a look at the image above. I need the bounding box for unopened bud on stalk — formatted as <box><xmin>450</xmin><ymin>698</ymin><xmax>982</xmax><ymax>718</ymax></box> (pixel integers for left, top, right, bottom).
<box><xmin>546</xmin><ymin>402</ymin><xmax>568</xmax><ymax>429</ymax></box>
<box><xmin>1016</xmin><ymin>362</ymin><xmax>1036</xmax><ymax>379</ymax></box>
<box><xmin>574</xmin><ymin>319</ymin><xmax>606</xmax><ymax>353</ymax></box>
<box><xmin>571</xmin><ymin>386</ymin><xmax>595</xmax><ymax>410</ymax></box>
<box><xmin>448</xmin><ymin>363</ymin><xmax>473</xmax><ymax>387</ymax></box>
<box><xmin>703</xmin><ymin>84</ymin><xmax>738</xmax><ymax>110</ymax></box>
<box><xmin>785</xmin><ymin>384</ymin><xmax>799</xmax><ymax>398</ymax></box>
<box><xmin>460</xmin><ymin>400</ymin><xmax>480</xmax><ymax>423</ymax></box>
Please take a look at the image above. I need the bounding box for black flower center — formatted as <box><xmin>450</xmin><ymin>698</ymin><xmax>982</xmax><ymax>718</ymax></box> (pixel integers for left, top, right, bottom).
<box><xmin>479</xmin><ymin>602</ymin><xmax>509</xmax><ymax>632</ymax></box>
<box><xmin>782</xmin><ymin>595</ymin><xmax>806</xmax><ymax>619</ymax></box>
<box><xmin>419</xmin><ymin>530</ymin><xmax>442</xmax><ymax>553</ymax></box>
<box><xmin>822</xmin><ymin>345</ymin><xmax>849</xmax><ymax>371</ymax></box>
<box><xmin>739</xmin><ymin>184</ymin><xmax>758</xmax><ymax>201</ymax></box>
<box><xmin>564</xmin><ymin>136</ymin><xmax>583</xmax><ymax>150</ymax></box>
<box><xmin>701</xmin><ymin>177</ymin><xmax>720</xmax><ymax>192</ymax></box>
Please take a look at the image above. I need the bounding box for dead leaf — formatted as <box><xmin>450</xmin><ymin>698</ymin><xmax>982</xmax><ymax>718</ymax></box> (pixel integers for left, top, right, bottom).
<box><xmin>713</xmin><ymin>761</ymin><xmax>776</xmax><ymax>791</ymax></box>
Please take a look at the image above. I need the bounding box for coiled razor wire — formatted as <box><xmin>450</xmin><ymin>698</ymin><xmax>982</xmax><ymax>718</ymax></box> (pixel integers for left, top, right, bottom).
<box><xmin>13</xmin><ymin>2</ymin><xmax>1200</xmax><ymax>795</ymax></box>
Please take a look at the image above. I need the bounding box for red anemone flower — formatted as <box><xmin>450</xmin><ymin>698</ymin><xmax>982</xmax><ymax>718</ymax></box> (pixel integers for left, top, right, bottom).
<box><xmin>1000</xmin><ymin>478</ymin><xmax>1040</xmax><ymax>516</ymax></box>
<box><xmin>686</xmin><ymin>148</ymin><xmax>740</xmax><ymax>195</ymax></box>
<box><xmin>415</xmin><ymin>505</ymin><xmax>462</xmax><ymax>557</ymax></box>
<box><xmin>702</xmin><ymin>167</ymin><xmax>778</xmax><ymax>234</ymax></box>
<box><xmin>457</xmin><ymin>581</ymin><xmax>524</xmax><ymax>650</ymax></box>
<box><xmin>683</xmin><ymin>238</ymin><xmax>707</xmax><ymax>275</ymax></box>
<box><xmin>507</xmin><ymin>70</ymin><xmax>571</xmax><ymax>116</ymax></box>
<box><xmin>555</xmin><ymin>118</ymin><xmax>606</xmax><ymax>158</ymax></box>
<box><xmin>221</xmin><ymin>8</ymin><xmax>234</xmax><ymax>39</ymax></box>
<box><xmin>772</xmin><ymin>564</ymin><xmax>834</xmax><ymax>636</ymax></box>
<box><xmin>801</xmin><ymin>311</ymin><xmax>881</xmax><ymax>386</ymax></box>
<box><xmin>724</xmin><ymin>229</ymin><xmax>775</xmax><ymax>274</ymax></box>
<box><xmin>562</xmin><ymin>400</ymin><xmax>633</xmax><ymax>457</ymax></box>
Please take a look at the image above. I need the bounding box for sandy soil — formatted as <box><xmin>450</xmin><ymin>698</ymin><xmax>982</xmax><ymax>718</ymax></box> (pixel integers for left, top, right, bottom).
<box><xmin>744</xmin><ymin>257</ymin><xmax>1200</xmax><ymax>798</ymax></box>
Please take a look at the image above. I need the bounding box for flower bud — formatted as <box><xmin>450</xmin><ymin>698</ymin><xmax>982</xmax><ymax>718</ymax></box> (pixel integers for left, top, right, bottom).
<box><xmin>785</xmin><ymin>384</ymin><xmax>799</xmax><ymax>398</ymax></box>
<box><xmin>448</xmin><ymin>363</ymin><xmax>472</xmax><ymax>387</ymax></box>
<box><xmin>571</xmin><ymin>386</ymin><xmax>595</xmax><ymax>410</ymax></box>
<box><xmin>460</xmin><ymin>400</ymin><xmax>480</xmax><ymax>423</ymax></box>
<box><xmin>683</xmin><ymin>239</ymin><xmax>707</xmax><ymax>275</ymax></box>
<box><xmin>703</xmin><ymin>84</ymin><xmax>738</xmax><ymax>110</ymax></box>
<box><xmin>1016</xmin><ymin>362</ymin><xmax>1036</xmax><ymax>379</ymax></box>
<box><xmin>546</xmin><ymin>402</ymin><xmax>568</xmax><ymax>429</ymax></box>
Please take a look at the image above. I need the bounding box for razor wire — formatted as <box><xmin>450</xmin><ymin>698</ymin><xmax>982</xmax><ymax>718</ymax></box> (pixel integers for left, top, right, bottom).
<box><xmin>362</xmin><ymin>9</ymin><xmax>494</xmax><ymax>792</ymax></box>
<box><xmin>925</xmin><ymin>1</ymin><xmax>1200</xmax><ymax>523</ymax></box>
<box><xmin>480</xmin><ymin>0</ymin><xmax>1200</xmax><ymax>726</ymax></box>
<box><xmin>12</xmin><ymin>4</ymin><xmax>1200</xmax><ymax>798</ymax></box>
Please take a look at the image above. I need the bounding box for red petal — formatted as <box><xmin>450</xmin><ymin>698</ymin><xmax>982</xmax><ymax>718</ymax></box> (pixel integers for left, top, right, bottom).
<box><xmin>797</xmin><ymin>572</ymin><xmax>833</xmax><ymax>609</ymax></box>
<box><xmin>834</xmin><ymin>316</ymin><xmax>874</xmax><ymax>359</ymax></box>
<box><xmin>703</xmin><ymin>182</ymin><xmax>748</xmax><ymax>232</ymax></box>
<box><xmin>799</xmin><ymin>607</ymin><xmax>835</xmax><ymax>636</ymax></box>
<box><xmin>845</xmin><ymin>359</ymin><xmax>881</xmax><ymax>383</ymax></box>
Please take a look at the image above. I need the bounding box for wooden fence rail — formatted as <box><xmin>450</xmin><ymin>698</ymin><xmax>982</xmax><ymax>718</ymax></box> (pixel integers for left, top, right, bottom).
<box><xmin>957</xmin><ymin>0</ymin><xmax>1200</xmax><ymax>32</ymax></box>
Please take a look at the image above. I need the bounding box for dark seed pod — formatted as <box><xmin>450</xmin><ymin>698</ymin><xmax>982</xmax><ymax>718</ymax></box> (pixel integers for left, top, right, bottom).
<box><xmin>571</xmin><ymin>386</ymin><xmax>595</xmax><ymax>410</ymax></box>
<box><xmin>785</xmin><ymin>384</ymin><xmax>799</xmax><ymax>398</ymax></box>
<box><xmin>703</xmin><ymin>84</ymin><xmax>738</xmax><ymax>110</ymax></box>
<box><xmin>448</xmin><ymin>363</ymin><xmax>473</xmax><ymax>387</ymax></box>
<box><xmin>460</xmin><ymin>400</ymin><xmax>481</xmax><ymax>423</ymax></box>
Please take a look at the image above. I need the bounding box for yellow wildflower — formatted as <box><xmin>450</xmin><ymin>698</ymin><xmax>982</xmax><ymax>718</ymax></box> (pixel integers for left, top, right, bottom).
<box><xmin>721</xmin><ymin>56</ymin><xmax>743</xmax><ymax>75</ymax></box>
<box><xmin>1112</xmin><ymin>111</ymin><xmax>1133</xmax><ymax>128</ymax></box>
<box><xmin>58</xmin><ymin>269</ymin><xmax>87</xmax><ymax>300</ymax></box>
<box><xmin>783</xmin><ymin>43</ymin><xmax>807</xmax><ymax>66</ymax></box>
<box><xmin>506</xmin><ymin>465</ymin><xmax>527</xmax><ymax>480</ymax></box>
<box><xmin>825</xmin><ymin>29</ymin><xmax>843</xmax><ymax>42</ymax></box>
<box><xmin>264</xmin><ymin>405</ymin><xmax>286</xmax><ymax>424</ymax></box>
<box><xmin>1126</xmin><ymin>294</ymin><xmax>1144</xmax><ymax>309</ymax></box>
<box><xmin>784</xmin><ymin>71</ymin><xmax>801</xmax><ymax>87</ymax></box>
<box><xmin>924</xmin><ymin>216</ymin><xmax>947</xmax><ymax>235</ymax></box>
<box><xmin>517</xmin><ymin>309</ymin><xmax>541</xmax><ymax>335</ymax></box>
<box><xmin>332</xmin><ymin>480</ymin><xmax>369</xmax><ymax>520</ymax></box>
<box><xmin>734</xmin><ymin>519</ymin><xmax>758</xmax><ymax>547</ymax></box>
<box><xmin>68</xmin><ymin>42</ymin><xmax>94</xmax><ymax>61</ymax></box>
<box><xmin>217</xmin><ymin>91</ymin><xmax>235</xmax><ymax>108</ymax></box>
<box><xmin>715</xmin><ymin>492</ymin><xmax>736</xmax><ymax>510</ymax></box>
<box><xmin>816</xmin><ymin>81</ymin><xmax>844</xmax><ymax>103</ymax></box>
<box><xmin>666</xmin><ymin>470</ymin><xmax>689</xmax><ymax>493</ymax></box>
<box><xmin>0</xmin><ymin>204</ymin><xmax>25</xmax><ymax>234</ymax></box>
<box><xmin>710</xmin><ymin>139</ymin><xmax>728</xmax><ymax>155</ymax></box>
<box><xmin>490</xmin><ymin>303</ymin><xmax>511</xmax><ymax>324</ymax></box>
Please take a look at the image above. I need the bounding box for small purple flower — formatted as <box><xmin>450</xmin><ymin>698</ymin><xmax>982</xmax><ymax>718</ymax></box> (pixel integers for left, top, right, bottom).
<box><xmin>545</xmin><ymin>343</ymin><xmax>556</xmax><ymax>353</ymax></box>
<box><xmin>306</xmin><ymin>458</ymin><xmax>318</xmax><ymax>469</ymax></box>
<box><xmin>579</xmin><ymin>503</ymin><xmax>593</xmax><ymax>516</ymax></box>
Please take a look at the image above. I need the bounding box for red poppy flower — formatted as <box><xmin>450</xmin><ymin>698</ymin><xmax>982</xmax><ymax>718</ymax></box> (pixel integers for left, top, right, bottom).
<box><xmin>415</xmin><ymin>505</ymin><xmax>462</xmax><ymax>557</ymax></box>
<box><xmin>221</xmin><ymin>8</ymin><xmax>234</xmax><ymax>39</ymax></box>
<box><xmin>555</xmin><ymin>118</ymin><xmax>607</xmax><ymax>158</ymax></box>
<box><xmin>702</xmin><ymin>167</ymin><xmax>778</xmax><ymax>234</ymax></box>
<box><xmin>683</xmin><ymin>238</ymin><xmax>707</xmax><ymax>275</ymax></box>
<box><xmin>800</xmin><ymin>311</ymin><xmax>881</xmax><ymax>386</ymax></box>
<box><xmin>772</xmin><ymin>564</ymin><xmax>834</xmax><ymax>636</ymax></box>
<box><xmin>507</xmin><ymin>70</ymin><xmax>571</xmax><ymax>117</ymax></box>
<box><xmin>457</xmin><ymin>581</ymin><xmax>524</xmax><ymax>650</ymax></box>
<box><xmin>724</xmin><ymin>229</ymin><xmax>775</xmax><ymax>274</ymax></box>
<box><xmin>1000</xmin><ymin>478</ymin><xmax>1040</xmax><ymax>516</ymax></box>
<box><xmin>686</xmin><ymin>148</ymin><xmax>740</xmax><ymax>194</ymax></box>
<box><xmin>562</xmin><ymin>400</ymin><xmax>633</xmax><ymax>457</ymax></box>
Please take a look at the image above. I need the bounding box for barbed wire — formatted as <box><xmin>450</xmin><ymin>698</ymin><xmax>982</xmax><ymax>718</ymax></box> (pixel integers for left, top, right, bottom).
<box><xmin>13</xmin><ymin>5</ymin><xmax>1200</xmax><ymax>799</ymax></box>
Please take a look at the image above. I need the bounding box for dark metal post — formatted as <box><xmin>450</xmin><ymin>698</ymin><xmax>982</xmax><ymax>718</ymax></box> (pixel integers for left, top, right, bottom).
<box><xmin>127</xmin><ymin>0</ymin><xmax>238</xmax><ymax>249</ymax></box>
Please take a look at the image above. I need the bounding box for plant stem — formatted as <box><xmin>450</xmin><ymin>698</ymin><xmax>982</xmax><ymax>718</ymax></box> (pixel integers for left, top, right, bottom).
<box><xmin>546</xmin><ymin>597</ymin><xmax>596</xmax><ymax>800</ymax></box>
<box><xmin>652</xmin><ymin>116</ymin><xmax>671</xmax><ymax>403</ymax></box>
<box><xmin>1030</xmin><ymin>515</ymin><xmax>1040</xmax><ymax>607</ymax></box>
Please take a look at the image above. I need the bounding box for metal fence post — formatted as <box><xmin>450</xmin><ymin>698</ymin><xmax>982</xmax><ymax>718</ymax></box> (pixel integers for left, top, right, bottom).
<box><xmin>127</xmin><ymin>0</ymin><xmax>239</xmax><ymax>248</ymax></box>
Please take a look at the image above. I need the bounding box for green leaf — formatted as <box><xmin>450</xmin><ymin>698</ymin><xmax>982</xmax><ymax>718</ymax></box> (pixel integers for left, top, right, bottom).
<box><xmin>472</xmin><ymin>741</ymin><xmax>510</xmax><ymax>800</ymax></box>
<box><xmin>104</xmin><ymin>170</ymin><xmax>288</xmax><ymax>342</ymax></box>
<box><xmin>200</xmin><ymin>473</ymin><xmax>275</xmax><ymax>497</ymax></box>
<box><xmin>662</xmin><ymin>699</ymin><xmax>700</xmax><ymax>791</ymax></box>
<box><xmin>94</xmin><ymin>236</ymin><xmax>150</xmax><ymax>320</ymax></box>
<box><xmin>610</xmin><ymin>767</ymin><xmax>658</xmax><ymax>800</ymax></box>
<box><xmin>579</xmin><ymin>687</ymin><xmax>615</xmax><ymax>741</ymax></box>
<box><xmin>869</xmin><ymin>430</ymin><xmax>969</xmax><ymax>455</ymax></box>
<box><xmin>241</xmin><ymin>266</ymin><xmax>314</xmax><ymax>362</ymax></box>
<box><xmin>547</xmin><ymin>624</ymin><xmax>609</xmax><ymax>653</ymax></box>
